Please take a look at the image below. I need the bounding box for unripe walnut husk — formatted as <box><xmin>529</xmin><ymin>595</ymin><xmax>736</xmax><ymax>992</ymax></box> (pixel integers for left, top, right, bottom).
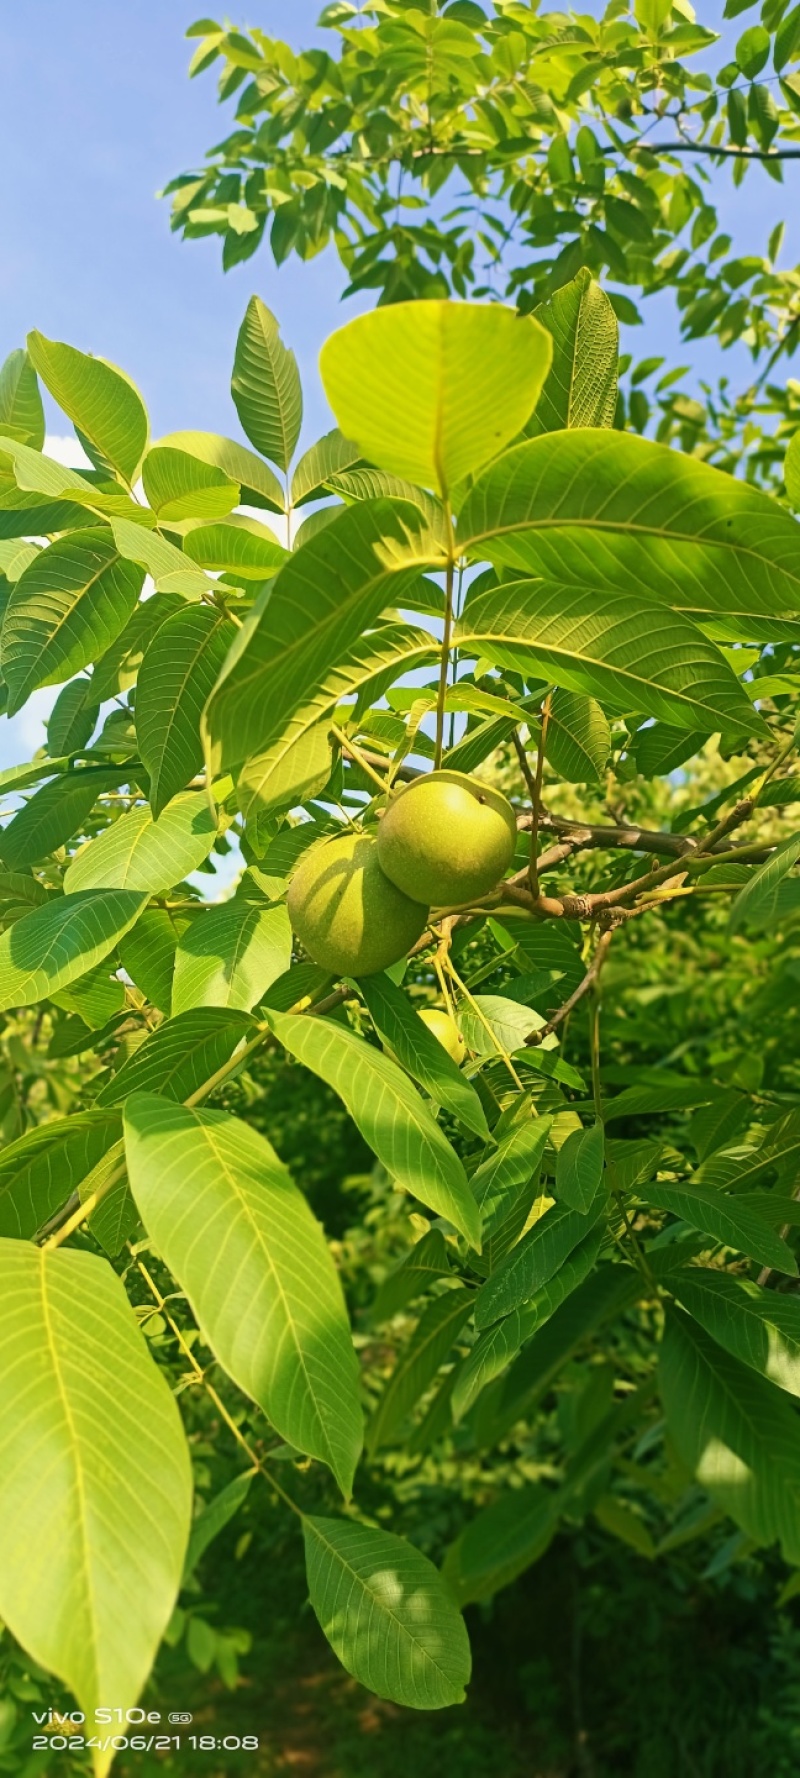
<box><xmin>288</xmin><ymin>831</ymin><xmax>428</xmax><ymax>977</ymax></box>
<box><xmin>377</xmin><ymin>769</ymin><xmax>517</xmax><ymax>907</ymax></box>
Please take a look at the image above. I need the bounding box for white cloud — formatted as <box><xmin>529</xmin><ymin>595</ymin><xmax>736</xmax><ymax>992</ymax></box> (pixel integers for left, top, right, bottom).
<box><xmin>44</xmin><ymin>433</ymin><xmax>92</xmax><ymax>469</ymax></box>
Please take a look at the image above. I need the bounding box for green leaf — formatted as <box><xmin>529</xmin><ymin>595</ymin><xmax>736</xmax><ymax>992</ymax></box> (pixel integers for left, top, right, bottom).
<box><xmin>231</xmin><ymin>296</ymin><xmax>302</xmax><ymax>472</ymax></box>
<box><xmin>266</xmin><ymin>1010</ymin><xmax>482</xmax><ymax>1248</ymax></box>
<box><xmin>235</xmin><ymin>622</ymin><xmax>438</xmax><ymax>818</ymax></box>
<box><xmin>90</xmin><ymin>592</ymin><xmax>185</xmax><ymax>703</ymax></box>
<box><xmin>0</xmin><ymin>1241</ymin><xmax>191</xmax><ymax>1758</ymax></box>
<box><xmin>638</xmin><ymin>1177</ymin><xmax>797</xmax><ymax>1275</ymax></box>
<box><xmin>443</xmin><ymin>1485</ymin><xmax>558</xmax><ymax>1605</ymax></box>
<box><xmin>303</xmin><ymin>1516</ymin><xmax>471</xmax><ymax>1709</ymax></box>
<box><xmin>181</xmin><ymin>514</ymin><xmax>287</xmax><ymax>576</ymax></box>
<box><xmin>172</xmin><ymin>901</ymin><xmax>291</xmax><ymax>1013</ymax></box>
<box><xmin>27</xmin><ymin>331</ymin><xmax>149</xmax><ymax>483</ymax></box>
<box><xmin>64</xmin><ymin>792</ymin><xmax>218</xmax><ymax>894</ymax></box>
<box><xmin>0</xmin><ymin>349</ymin><xmax>45</xmax><ymax>449</ymax></box>
<box><xmin>469</xmin><ymin>1114</ymin><xmax>553</xmax><ymax>1270</ymax></box>
<box><xmin>238</xmin><ymin>721</ymin><xmax>334</xmax><ymax>823</ymax></box>
<box><xmin>371</xmin><ymin>1229</ymin><xmax>452</xmax><ymax>1324</ymax></box>
<box><xmin>659</xmin><ymin>1307</ymin><xmax>800</xmax><ymax>1563</ymax></box>
<box><xmin>786</xmin><ymin>432</ymin><xmax>800</xmax><ymax>510</ymax></box>
<box><xmin>367</xmin><ymin>1286</ymin><xmax>474</xmax><ymax>1453</ymax></box>
<box><xmin>555</xmin><ymin>1122</ymin><xmax>605</xmax><ymax>1213</ymax></box>
<box><xmin>109</xmin><ymin>517</ymin><xmax>212</xmax><ymax>600</ymax></box>
<box><xmin>183</xmin><ymin>1472</ymin><xmax>254</xmax><ymax>1584</ymax></box>
<box><xmin>452</xmin><ymin>1225</ymin><xmax>605</xmax><ymax>1421</ymax></box>
<box><xmin>544</xmin><ymin>689</ymin><xmax>610</xmax><ymax>783</ymax></box>
<box><xmin>358</xmin><ymin>973</ymin><xmax>490</xmax><ymax>1142</ymax></box>
<box><xmin>0</xmin><ymin>1110</ymin><xmax>121</xmax><ymax>1237</ymax></box>
<box><xmin>458</xmin><ymin>432</ymin><xmax>800</xmax><ymax>638</ymax></box>
<box><xmin>736</xmin><ymin>22</ymin><xmax>770</xmax><ymax>75</ymax></box>
<box><xmin>457</xmin><ymin>579</ymin><xmax>763</xmax><ymax>737</ymax></box>
<box><xmin>141</xmin><ymin>446</ymin><xmax>239</xmax><ymax>521</ymax></box>
<box><xmin>124</xmin><ymin>1095</ymin><xmax>363</xmax><ymax>1496</ymax></box>
<box><xmin>46</xmin><ymin>679</ymin><xmax>98</xmax><ymax>754</ymax></box>
<box><xmin>527</xmin><ymin>270</ymin><xmax>618</xmax><ymax>436</ymax></box>
<box><xmin>673</xmin><ymin>1271</ymin><xmax>800</xmax><ymax>1398</ymax></box>
<box><xmin>320</xmin><ymin>301</ymin><xmax>552</xmax><ymax>497</ymax></box>
<box><xmin>291</xmin><ymin>429</ymin><xmax>362</xmax><ymax>506</ymax></box>
<box><xmin>475</xmin><ymin>1263</ymin><xmax>641</xmax><ymax>1448</ymax></box>
<box><xmin>475</xmin><ymin>1198</ymin><xmax>606</xmax><ymax>1328</ymax></box>
<box><xmin>97</xmin><ymin>1007</ymin><xmax>253</xmax><ymax>1106</ymax></box>
<box><xmin>157</xmin><ymin>431</ymin><xmax>284</xmax><ymax>514</ymax></box>
<box><xmin>2</xmin><ymin>531</ymin><xmax>145</xmax><ymax>713</ymax></box>
<box><xmin>461</xmin><ymin>994</ymin><xmax>555</xmax><ymax>1056</ymax></box>
<box><xmin>203</xmin><ymin>501</ymin><xmax>442</xmax><ymax>771</ymax></box>
<box><xmin>136</xmin><ymin>606</ymin><xmax>235</xmax><ymax>817</ymax></box>
<box><xmin>117</xmin><ymin>906</ymin><xmax>186</xmax><ymax>1012</ymax></box>
<box><xmin>0</xmin><ymin>889</ymin><xmax>146</xmax><ymax>1011</ymax></box>
<box><xmin>0</xmin><ymin>767</ymin><xmax>120</xmax><ymax>870</ymax></box>
<box><xmin>729</xmin><ymin>832</ymin><xmax>800</xmax><ymax>934</ymax></box>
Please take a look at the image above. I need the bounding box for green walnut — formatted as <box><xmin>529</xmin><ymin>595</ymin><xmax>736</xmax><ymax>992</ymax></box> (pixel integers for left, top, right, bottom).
<box><xmin>377</xmin><ymin>769</ymin><xmax>517</xmax><ymax>907</ymax></box>
<box><xmin>419</xmin><ymin>1007</ymin><xmax>466</xmax><ymax>1065</ymax></box>
<box><xmin>287</xmin><ymin>831</ymin><xmax>429</xmax><ymax>977</ymax></box>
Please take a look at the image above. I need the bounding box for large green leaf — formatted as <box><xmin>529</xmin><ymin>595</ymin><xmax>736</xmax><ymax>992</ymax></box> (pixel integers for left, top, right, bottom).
<box><xmin>234</xmin><ymin>622</ymin><xmax>438</xmax><ymax>817</ymax></box>
<box><xmin>0</xmin><ymin>889</ymin><xmax>146</xmax><ymax>1011</ymax></box>
<box><xmin>358</xmin><ymin>973</ymin><xmax>490</xmax><ymax>1142</ymax></box>
<box><xmin>97</xmin><ymin>1007</ymin><xmax>253</xmax><ymax>1106</ymax></box>
<box><xmin>367</xmin><ymin>1287</ymin><xmax>474</xmax><ymax>1453</ymax></box>
<box><xmin>639</xmin><ymin>1177</ymin><xmax>797</xmax><ymax>1274</ymax></box>
<box><xmin>27</xmin><ymin>331</ymin><xmax>149</xmax><ymax>483</ymax></box>
<box><xmin>141</xmin><ymin>446</ymin><xmax>239</xmax><ymax>521</ymax></box>
<box><xmin>659</xmin><ymin>1307</ymin><xmax>800</xmax><ymax>1563</ymax></box>
<box><xmin>0</xmin><ymin>767</ymin><xmax>120</xmax><ymax>870</ymax></box>
<box><xmin>458</xmin><ymin>431</ymin><xmax>800</xmax><ymax>637</ymax></box>
<box><xmin>157</xmin><ymin>430</ymin><xmax>284</xmax><ymax>514</ymax></box>
<box><xmin>2</xmin><ymin>531</ymin><xmax>145</xmax><ymax>712</ymax></box>
<box><xmin>320</xmin><ymin>301</ymin><xmax>552</xmax><ymax>497</ymax></box>
<box><xmin>172</xmin><ymin>901</ymin><xmax>291</xmax><ymax>1013</ymax></box>
<box><xmin>457</xmin><ymin>578</ymin><xmax>764</xmax><ymax>736</ymax></box>
<box><xmin>555</xmin><ymin>1122</ymin><xmax>605</xmax><ymax>1214</ymax></box>
<box><xmin>124</xmin><ymin>1095</ymin><xmax>362</xmax><ymax>1495</ymax></box>
<box><xmin>527</xmin><ymin>270</ymin><xmax>618</xmax><ymax>436</ymax></box>
<box><xmin>64</xmin><ymin>792</ymin><xmax>218</xmax><ymax>894</ymax></box>
<box><xmin>0</xmin><ymin>1109</ymin><xmax>121</xmax><ymax>1237</ymax></box>
<box><xmin>303</xmin><ymin>1516</ymin><xmax>471</xmax><ymax>1708</ymax></box>
<box><xmin>0</xmin><ymin>348</ymin><xmax>45</xmax><ymax>449</ymax></box>
<box><xmin>46</xmin><ymin>678</ymin><xmax>99</xmax><ymax>754</ymax></box>
<box><xmin>231</xmin><ymin>296</ymin><xmax>302</xmax><ymax>472</ymax></box>
<box><xmin>0</xmin><ymin>1241</ymin><xmax>191</xmax><ymax>1766</ymax></box>
<box><xmin>475</xmin><ymin>1199</ymin><xmax>606</xmax><ymax>1328</ymax></box>
<box><xmin>136</xmin><ymin>605</ymin><xmax>235</xmax><ymax>817</ymax></box>
<box><xmin>266</xmin><ymin>1010</ymin><xmax>482</xmax><ymax>1248</ymax></box>
<box><xmin>786</xmin><ymin>430</ymin><xmax>800</xmax><ymax>510</ymax></box>
<box><xmin>181</xmin><ymin>514</ymin><xmax>287</xmax><ymax>576</ymax></box>
<box><xmin>203</xmin><ymin>500</ymin><xmax>442</xmax><ymax>771</ymax></box>
<box><xmin>673</xmin><ymin>1271</ymin><xmax>800</xmax><ymax>1399</ymax></box>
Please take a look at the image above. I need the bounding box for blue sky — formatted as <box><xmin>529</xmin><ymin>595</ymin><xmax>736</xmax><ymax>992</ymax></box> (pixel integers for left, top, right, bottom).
<box><xmin>0</xmin><ymin>0</ymin><xmax>796</xmax><ymax>770</ymax></box>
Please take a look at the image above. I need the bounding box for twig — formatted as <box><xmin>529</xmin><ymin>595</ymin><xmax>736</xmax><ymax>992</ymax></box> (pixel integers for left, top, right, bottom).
<box><xmin>526</xmin><ymin>928</ymin><xmax>615</xmax><ymax>1045</ymax></box>
<box><xmin>642</xmin><ymin>141</ymin><xmax>800</xmax><ymax>162</ymax></box>
<box><xmin>330</xmin><ymin>723</ymin><xmax>394</xmax><ymax>798</ymax></box>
